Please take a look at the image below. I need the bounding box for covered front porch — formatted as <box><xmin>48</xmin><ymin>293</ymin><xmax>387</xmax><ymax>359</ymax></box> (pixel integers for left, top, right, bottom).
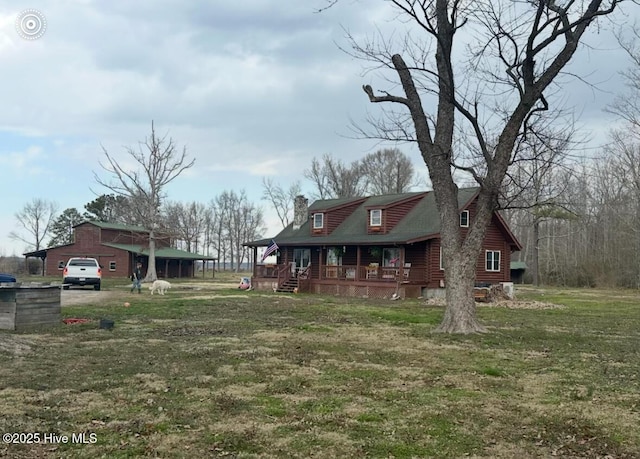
<box><xmin>249</xmin><ymin>243</ymin><xmax>430</xmax><ymax>299</ymax></box>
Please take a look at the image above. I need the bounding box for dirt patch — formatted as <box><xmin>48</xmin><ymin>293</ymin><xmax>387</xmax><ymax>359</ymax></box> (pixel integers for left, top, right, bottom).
<box><xmin>423</xmin><ymin>297</ymin><xmax>564</xmax><ymax>309</ymax></box>
<box><xmin>61</xmin><ymin>289</ymin><xmax>123</xmax><ymax>306</ymax></box>
<box><xmin>60</xmin><ymin>282</ymin><xmax>248</xmax><ymax>306</ymax></box>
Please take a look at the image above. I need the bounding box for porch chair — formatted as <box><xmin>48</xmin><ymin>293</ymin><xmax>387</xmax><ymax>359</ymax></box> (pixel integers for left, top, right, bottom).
<box><xmin>366</xmin><ymin>263</ymin><xmax>379</xmax><ymax>279</ymax></box>
<box><xmin>402</xmin><ymin>263</ymin><xmax>411</xmax><ymax>282</ymax></box>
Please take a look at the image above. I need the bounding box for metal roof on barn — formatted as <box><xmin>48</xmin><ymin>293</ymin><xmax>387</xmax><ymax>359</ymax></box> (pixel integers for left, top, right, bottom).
<box><xmin>75</xmin><ymin>221</ymin><xmax>149</xmax><ymax>232</ymax></box>
<box><xmin>101</xmin><ymin>243</ymin><xmax>216</xmax><ymax>260</ymax></box>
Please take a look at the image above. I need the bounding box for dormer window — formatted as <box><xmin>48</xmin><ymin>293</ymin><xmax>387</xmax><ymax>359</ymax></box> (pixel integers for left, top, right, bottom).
<box><xmin>460</xmin><ymin>210</ymin><xmax>469</xmax><ymax>227</ymax></box>
<box><xmin>370</xmin><ymin>209</ymin><xmax>382</xmax><ymax>226</ymax></box>
<box><xmin>313</xmin><ymin>213</ymin><xmax>324</xmax><ymax>229</ymax></box>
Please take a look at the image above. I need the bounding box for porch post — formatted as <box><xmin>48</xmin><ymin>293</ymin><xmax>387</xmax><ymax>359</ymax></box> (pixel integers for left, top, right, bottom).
<box><xmin>318</xmin><ymin>248</ymin><xmax>323</xmax><ymax>280</ymax></box>
<box><xmin>253</xmin><ymin>247</ymin><xmax>258</xmax><ymax>277</ymax></box>
<box><xmin>164</xmin><ymin>259</ymin><xmax>169</xmax><ymax>279</ymax></box>
<box><xmin>356</xmin><ymin>246</ymin><xmax>361</xmax><ymax>281</ymax></box>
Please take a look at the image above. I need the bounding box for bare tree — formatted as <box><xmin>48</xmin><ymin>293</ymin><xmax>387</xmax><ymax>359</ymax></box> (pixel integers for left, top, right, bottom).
<box><xmin>502</xmin><ymin>119</ymin><xmax>577</xmax><ymax>286</ymax></box>
<box><xmin>94</xmin><ymin>122</ymin><xmax>195</xmax><ymax>282</ymax></box>
<box><xmin>331</xmin><ymin>0</ymin><xmax>627</xmax><ymax>332</ymax></box>
<box><xmin>262</xmin><ymin>178</ymin><xmax>302</xmax><ymax>228</ymax></box>
<box><xmin>224</xmin><ymin>190</ymin><xmax>265</xmax><ymax>272</ymax></box>
<box><xmin>360</xmin><ymin>148</ymin><xmax>416</xmax><ymax>194</ymax></box>
<box><xmin>609</xmin><ymin>24</ymin><xmax>640</xmax><ymax>132</ymax></box>
<box><xmin>304</xmin><ymin>154</ymin><xmax>368</xmax><ymax>199</ymax></box>
<box><xmin>10</xmin><ymin>198</ymin><xmax>58</xmax><ymax>251</ymax></box>
<box><xmin>163</xmin><ymin>201</ymin><xmax>208</xmax><ymax>253</ymax></box>
<box><xmin>600</xmin><ymin>131</ymin><xmax>640</xmax><ymax>286</ymax></box>
<box><xmin>211</xmin><ymin>194</ymin><xmax>232</xmax><ymax>270</ymax></box>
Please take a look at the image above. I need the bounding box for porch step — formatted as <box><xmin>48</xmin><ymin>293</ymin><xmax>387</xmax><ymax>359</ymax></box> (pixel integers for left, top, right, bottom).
<box><xmin>276</xmin><ymin>278</ymin><xmax>298</xmax><ymax>293</ymax></box>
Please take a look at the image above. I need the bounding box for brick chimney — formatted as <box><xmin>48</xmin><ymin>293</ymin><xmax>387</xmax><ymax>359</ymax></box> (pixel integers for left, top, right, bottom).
<box><xmin>293</xmin><ymin>195</ymin><xmax>308</xmax><ymax>230</ymax></box>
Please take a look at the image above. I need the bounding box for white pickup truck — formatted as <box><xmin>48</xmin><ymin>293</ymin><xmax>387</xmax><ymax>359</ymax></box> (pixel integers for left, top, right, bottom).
<box><xmin>62</xmin><ymin>257</ymin><xmax>102</xmax><ymax>290</ymax></box>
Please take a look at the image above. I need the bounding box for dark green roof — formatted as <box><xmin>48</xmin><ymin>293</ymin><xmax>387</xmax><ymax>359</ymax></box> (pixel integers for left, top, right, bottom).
<box><xmin>308</xmin><ymin>196</ymin><xmax>365</xmax><ymax>212</ymax></box>
<box><xmin>244</xmin><ymin>188</ymin><xmax>513</xmax><ymax>247</ymax></box>
<box><xmin>362</xmin><ymin>192</ymin><xmax>426</xmax><ymax>208</ymax></box>
<box><xmin>102</xmin><ymin>243</ymin><xmax>216</xmax><ymax>260</ymax></box>
<box><xmin>510</xmin><ymin>261</ymin><xmax>527</xmax><ymax>270</ymax></box>
<box><xmin>78</xmin><ymin>221</ymin><xmax>148</xmax><ymax>233</ymax></box>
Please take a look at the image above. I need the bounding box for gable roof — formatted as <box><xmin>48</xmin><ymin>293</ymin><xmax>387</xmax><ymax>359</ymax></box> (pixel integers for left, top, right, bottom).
<box><xmin>75</xmin><ymin>221</ymin><xmax>149</xmax><ymax>233</ymax></box>
<box><xmin>308</xmin><ymin>196</ymin><xmax>366</xmax><ymax>212</ymax></box>
<box><xmin>246</xmin><ymin>187</ymin><xmax>521</xmax><ymax>249</ymax></box>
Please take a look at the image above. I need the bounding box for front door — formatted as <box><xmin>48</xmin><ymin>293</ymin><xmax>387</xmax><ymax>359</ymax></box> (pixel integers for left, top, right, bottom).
<box><xmin>293</xmin><ymin>248</ymin><xmax>311</xmax><ymax>274</ymax></box>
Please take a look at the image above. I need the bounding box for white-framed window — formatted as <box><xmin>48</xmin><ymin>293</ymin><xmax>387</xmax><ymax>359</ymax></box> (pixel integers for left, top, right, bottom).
<box><xmin>58</xmin><ymin>261</ymin><xmax>65</xmax><ymax>270</ymax></box>
<box><xmin>486</xmin><ymin>251</ymin><xmax>501</xmax><ymax>272</ymax></box>
<box><xmin>313</xmin><ymin>213</ymin><xmax>324</xmax><ymax>229</ymax></box>
<box><xmin>109</xmin><ymin>261</ymin><xmax>116</xmax><ymax>271</ymax></box>
<box><xmin>439</xmin><ymin>246</ymin><xmax>444</xmax><ymax>271</ymax></box>
<box><xmin>370</xmin><ymin>209</ymin><xmax>382</xmax><ymax>226</ymax></box>
<box><xmin>460</xmin><ymin>210</ymin><xmax>469</xmax><ymax>227</ymax></box>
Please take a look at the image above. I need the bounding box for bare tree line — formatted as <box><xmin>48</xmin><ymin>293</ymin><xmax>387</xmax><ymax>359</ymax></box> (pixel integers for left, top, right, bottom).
<box><xmin>506</xmin><ymin>132</ymin><xmax>640</xmax><ymax>289</ymax></box>
<box><xmin>504</xmin><ymin>20</ymin><xmax>640</xmax><ymax>289</ymax></box>
<box><xmin>303</xmin><ymin>148</ymin><xmax>418</xmax><ymax>200</ymax></box>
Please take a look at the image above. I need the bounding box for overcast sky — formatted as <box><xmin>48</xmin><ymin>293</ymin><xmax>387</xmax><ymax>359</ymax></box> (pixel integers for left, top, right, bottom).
<box><xmin>0</xmin><ymin>1</ymin><xmax>635</xmax><ymax>256</ymax></box>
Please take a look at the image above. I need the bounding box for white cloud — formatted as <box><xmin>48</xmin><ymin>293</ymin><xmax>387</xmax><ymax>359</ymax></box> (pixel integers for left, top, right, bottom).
<box><xmin>0</xmin><ymin>0</ymin><xmax>635</xmax><ymax>256</ymax></box>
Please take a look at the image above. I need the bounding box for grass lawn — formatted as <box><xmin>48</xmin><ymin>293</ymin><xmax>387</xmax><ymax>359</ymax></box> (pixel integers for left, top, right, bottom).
<box><xmin>1</xmin><ymin>277</ymin><xmax>639</xmax><ymax>458</ymax></box>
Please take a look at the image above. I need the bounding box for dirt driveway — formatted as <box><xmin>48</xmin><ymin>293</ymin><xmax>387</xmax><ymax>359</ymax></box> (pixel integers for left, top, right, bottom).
<box><xmin>61</xmin><ymin>289</ymin><xmax>121</xmax><ymax>306</ymax></box>
<box><xmin>61</xmin><ymin>281</ymin><xmax>240</xmax><ymax>306</ymax></box>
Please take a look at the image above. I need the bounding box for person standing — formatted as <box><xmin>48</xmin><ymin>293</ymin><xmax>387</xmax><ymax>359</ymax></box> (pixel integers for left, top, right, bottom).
<box><xmin>131</xmin><ymin>262</ymin><xmax>144</xmax><ymax>293</ymax></box>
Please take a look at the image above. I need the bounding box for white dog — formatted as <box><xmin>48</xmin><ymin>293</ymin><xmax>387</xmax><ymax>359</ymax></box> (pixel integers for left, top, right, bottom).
<box><xmin>149</xmin><ymin>279</ymin><xmax>171</xmax><ymax>295</ymax></box>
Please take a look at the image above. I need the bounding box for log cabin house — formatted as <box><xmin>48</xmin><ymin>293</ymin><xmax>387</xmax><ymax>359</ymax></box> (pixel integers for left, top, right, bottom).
<box><xmin>245</xmin><ymin>188</ymin><xmax>521</xmax><ymax>299</ymax></box>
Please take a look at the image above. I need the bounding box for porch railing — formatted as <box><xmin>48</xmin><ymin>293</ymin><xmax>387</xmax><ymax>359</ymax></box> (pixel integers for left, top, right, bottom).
<box><xmin>255</xmin><ymin>263</ymin><xmax>422</xmax><ymax>283</ymax></box>
<box><xmin>298</xmin><ymin>265</ymin><xmax>311</xmax><ymax>292</ymax></box>
<box><xmin>276</xmin><ymin>263</ymin><xmax>292</xmax><ymax>287</ymax></box>
<box><xmin>255</xmin><ymin>264</ymin><xmax>279</xmax><ymax>278</ymax></box>
<box><xmin>322</xmin><ymin>265</ymin><xmax>419</xmax><ymax>283</ymax></box>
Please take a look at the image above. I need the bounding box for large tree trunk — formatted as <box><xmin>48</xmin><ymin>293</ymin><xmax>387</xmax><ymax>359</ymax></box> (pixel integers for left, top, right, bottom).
<box><xmin>144</xmin><ymin>229</ymin><xmax>159</xmax><ymax>282</ymax></box>
<box><xmin>434</xmin><ymin>188</ymin><xmax>496</xmax><ymax>333</ymax></box>
<box><xmin>436</xmin><ymin>253</ymin><xmax>486</xmax><ymax>333</ymax></box>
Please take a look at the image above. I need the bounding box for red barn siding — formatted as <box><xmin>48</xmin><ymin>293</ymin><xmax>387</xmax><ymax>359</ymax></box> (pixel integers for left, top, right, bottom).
<box><xmin>73</xmin><ymin>225</ymin><xmax>100</xmax><ymax>251</ymax></box>
<box><xmin>39</xmin><ymin>222</ymin><xmax>201</xmax><ymax>280</ymax></box>
<box><xmin>100</xmin><ymin>228</ymin><xmax>146</xmax><ymax>245</ymax></box>
<box><xmin>44</xmin><ymin>245</ymin><xmax>132</xmax><ymax>279</ymax></box>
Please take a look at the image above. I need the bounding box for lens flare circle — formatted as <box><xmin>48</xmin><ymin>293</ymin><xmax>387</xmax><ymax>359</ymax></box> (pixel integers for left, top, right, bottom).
<box><xmin>16</xmin><ymin>9</ymin><xmax>47</xmax><ymax>40</ymax></box>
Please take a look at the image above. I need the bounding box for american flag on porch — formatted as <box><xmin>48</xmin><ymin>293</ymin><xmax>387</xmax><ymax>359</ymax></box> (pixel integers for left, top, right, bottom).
<box><xmin>260</xmin><ymin>240</ymin><xmax>279</xmax><ymax>262</ymax></box>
